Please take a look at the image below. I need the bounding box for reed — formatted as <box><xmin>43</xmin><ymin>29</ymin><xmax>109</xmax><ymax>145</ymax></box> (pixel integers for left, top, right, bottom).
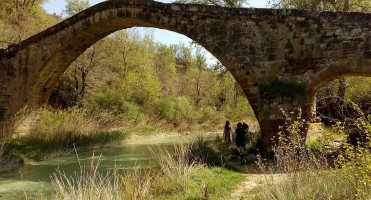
<box><xmin>40</xmin><ymin>140</ymin><xmax>243</xmax><ymax>200</ymax></box>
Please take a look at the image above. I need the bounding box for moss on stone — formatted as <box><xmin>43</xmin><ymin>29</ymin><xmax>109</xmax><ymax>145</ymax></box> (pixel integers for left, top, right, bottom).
<box><xmin>285</xmin><ymin>41</ymin><xmax>293</xmax><ymax>49</ymax></box>
<box><xmin>355</xmin><ymin>37</ymin><xmax>364</xmax><ymax>43</ymax></box>
<box><xmin>300</xmin><ymin>38</ymin><xmax>305</xmax><ymax>45</ymax></box>
<box><xmin>300</xmin><ymin>50</ymin><xmax>304</xmax><ymax>57</ymax></box>
<box><xmin>258</xmin><ymin>79</ymin><xmax>305</xmax><ymax>98</ymax></box>
<box><xmin>332</xmin><ymin>38</ymin><xmax>342</xmax><ymax>44</ymax></box>
<box><xmin>297</xmin><ymin>20</ymin><xmax>310</xmax><ymax>28</ymax></box>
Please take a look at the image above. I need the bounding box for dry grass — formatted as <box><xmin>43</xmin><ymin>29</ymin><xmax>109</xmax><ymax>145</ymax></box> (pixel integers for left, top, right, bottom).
<box><xmin>3</xmin><ymin>108</ymin><xmax>128</xmax><ymax>161</ymax></box>
<box><xmin>252</xmin><ymin>109</ymin><xmax>371</xmax><ymax>200</ymax></box>
<box><xmin>50</xmin><ymin>155</ymin><xmax>153</xmax><ymax>200</ymax></box>
<box><xmin>34</xmin><ymin>139</ymin><xmax>244</xmax><ymax>200</ymax></box>
<box><xmin>0</xmin><ymin>143</ymin><xmax>8</xmax><ymax>166</ymax></box>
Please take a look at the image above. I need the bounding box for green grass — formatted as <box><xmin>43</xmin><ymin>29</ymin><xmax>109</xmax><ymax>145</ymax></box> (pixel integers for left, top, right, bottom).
<box><xmin>39</xmin><ymin>140</ymin><xmax>246</xmax><ymax>200</ymax></box>
<box><xmin>4</xmin><ymin>130</ymin><xmax>127</xmax><ymax>161</ymax></box>
<box><xmin>153</xmin><ymin>166</ymin><xmax>245</xmax><ymax>200</ymax></box>
<box><xmin>305</xmin><ymin>140</ymin><xmax>323</xmax><ymax>152</ymax></box>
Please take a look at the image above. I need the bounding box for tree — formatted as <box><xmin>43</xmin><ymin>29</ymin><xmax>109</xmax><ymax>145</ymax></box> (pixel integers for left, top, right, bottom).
<box><xmin>64</xmin><ymin>0</ymin><xmax>90</xmax><ymax>16</ymax></box>
<box><xmin>153</xmin><ymin>44</ymin><xmax>177</xmax><ymax>96</ymax></box>
<box><xmin>0</xmin><ymin>0</ymin><xmax>60</xmax><ymax>47</ymax></box>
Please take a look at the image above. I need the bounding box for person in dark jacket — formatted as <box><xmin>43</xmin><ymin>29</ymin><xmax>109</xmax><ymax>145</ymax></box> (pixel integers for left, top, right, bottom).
<box><xmin>242</xmin><ymin>120</ymin><xmax>249</xmax><ymax>142</ymax></box>
<box><xmin>235</xmin><ymin>123</ymin><xmax>246</xmax><ymax>154</ymax></box>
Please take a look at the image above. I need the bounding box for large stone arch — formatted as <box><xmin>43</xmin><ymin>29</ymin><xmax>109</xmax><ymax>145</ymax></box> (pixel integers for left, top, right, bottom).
<box><xmin>1</xmin><ymin>0</ymin><xmax>370</xmax><ymax>150</ymax></box>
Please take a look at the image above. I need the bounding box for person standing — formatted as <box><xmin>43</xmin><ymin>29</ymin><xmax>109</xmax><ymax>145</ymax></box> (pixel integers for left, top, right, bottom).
<box><xmin>235</xmin><ymin>123</ymin><xmax>246</xmax><ymax>154</ymax></box>
<box><xmin>242</xmin><ymin>120</ymin><xmax>249</xmax><ymax>143</ymax></box>
<box><xmin>223</xmin><ymin>121</ymin><xmax>232</xmax><ymax>143</ymax></box>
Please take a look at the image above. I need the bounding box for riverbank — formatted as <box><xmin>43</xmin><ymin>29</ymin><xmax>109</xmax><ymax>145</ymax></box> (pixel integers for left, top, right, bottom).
<box><xmin>44</xmin><ymin>138</ymin><xmax>246</xmax><ymax>200</ymax></box>
<box><xmin>0</xmin><ymin>130</ymin><xmax>223</xmax><ymax>174</ymax></box>
<box><xmin>0</xmin><ymin>132</ymin><xmax>247</xmax><ymax>199</ymax></box>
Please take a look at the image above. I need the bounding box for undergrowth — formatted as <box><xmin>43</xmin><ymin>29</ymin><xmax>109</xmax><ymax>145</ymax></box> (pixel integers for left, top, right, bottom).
<box><xmin>253</xmin><ymin>105</ymin><xmax>371</xmax><ymax>200</ymax></box>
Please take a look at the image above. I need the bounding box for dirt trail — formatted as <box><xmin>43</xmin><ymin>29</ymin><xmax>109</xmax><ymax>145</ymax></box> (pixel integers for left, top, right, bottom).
<box><xmin>228</xmin><ymin>173</ymin><xmax>283</xmax><ymax>199</ymax></box>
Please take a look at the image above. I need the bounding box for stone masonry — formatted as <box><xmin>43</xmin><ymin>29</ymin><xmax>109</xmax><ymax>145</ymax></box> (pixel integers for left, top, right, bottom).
<box><xmin>0</xmin><ymin>0</ymin><xmax>370</xmax><ymax>150</ymax></box>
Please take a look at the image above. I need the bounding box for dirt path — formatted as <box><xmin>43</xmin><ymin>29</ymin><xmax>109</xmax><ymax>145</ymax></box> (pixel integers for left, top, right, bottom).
<box><xmin>228</xmin><ymin>173</ymin><xmax>283</xmax><ymax>200</ymax></box>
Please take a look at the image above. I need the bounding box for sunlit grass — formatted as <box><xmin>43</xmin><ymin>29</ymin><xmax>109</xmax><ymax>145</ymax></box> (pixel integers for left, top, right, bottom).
<box><xmin>36</xmin><ymin>140</ymin><xmax>244</xmax><ymax>200</ymax></box>
<box><xmin>2</xmin><ymin>108</ymin><xmax>129</xmax><ymax>161</ymax></box>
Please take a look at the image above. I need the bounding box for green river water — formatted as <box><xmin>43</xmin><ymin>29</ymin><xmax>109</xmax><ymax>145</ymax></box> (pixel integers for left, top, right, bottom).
<box><xmin>0</xmin><ymin>133</ymin><xmax>218</xmax><ymax>200</ymax></box>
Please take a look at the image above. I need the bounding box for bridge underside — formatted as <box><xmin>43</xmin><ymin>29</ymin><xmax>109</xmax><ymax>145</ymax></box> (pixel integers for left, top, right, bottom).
<box><xmin>0</xmin><ymin>0</ymin><xmax>370</xmax><ymax>151</ymax></box>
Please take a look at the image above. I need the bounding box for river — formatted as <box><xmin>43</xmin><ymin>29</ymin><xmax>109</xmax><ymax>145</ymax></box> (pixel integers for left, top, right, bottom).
<box><xmin>0</xmin><ymin>132</ymin><xmax>219</xmax><ymax>200</ymax></box>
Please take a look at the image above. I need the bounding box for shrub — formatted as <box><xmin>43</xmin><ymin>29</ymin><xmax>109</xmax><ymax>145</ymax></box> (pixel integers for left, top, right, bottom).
<box><xmin>221</xmin><ymin>96</ymin><xmax>256</xmax><ymax>121</ymax></box>
<box><xmin>153</xmin><ymin>98</ymin><xmax>175</xmax><ymax>121</ymax></box>
<box><xmin>336</xmin><ymin>104</ymin><xmax>371</xmax><ymax>199</ymax></box>
<box><xmin>8</xmin><ymin>108</ymin><xmax>128</xmax><ymax>160</ymax></box>
<box><xmin>92</xmin><ymin>88</ymin><xmax>141</xmax><ymax>119</ymax></box>
<box><xmin>198</xmin><ymin>104</ymin><xmax>218</xmax><ymax>122</ymax></box>
<box><xmin>174</xmin><ymin>96</ymin><xmax>198</xmax><ymax>123</ymax></box>
<box><xmin>306</xmin><ymin>140</ymin><xmax>323</xmax><ymax>152</ymax></box>
<box><xmin>254</xmin><ymin>107</ymin><xmax>371</xmax><ymax>200</ymax></box>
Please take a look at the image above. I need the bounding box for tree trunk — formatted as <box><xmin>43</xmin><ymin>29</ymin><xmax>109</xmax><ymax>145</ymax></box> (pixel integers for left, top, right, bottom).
<box><xmin>80</xmin><ymin>70</ymin><xmax>87</xmax><ymax>98</ymax></box>
<box><xmin>337</xmin><ymin>78</ymin><xmax>346</xmax><ymax>99</ymax></box>
<box><xmin>343</xmin><ymin>0</ymin><xmax>350</xmax><ymax>11</ymax></box>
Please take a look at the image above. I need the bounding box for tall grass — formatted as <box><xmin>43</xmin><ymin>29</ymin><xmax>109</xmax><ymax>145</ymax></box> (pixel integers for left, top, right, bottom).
<box><xmin>6</xmin><ymin>108</ymin><xmax>128</xmax><ymax>160</ymax></box>
<box><xmin>253</xmin><ymin>108</ymin><xmax>371</xmax><ymax>200</ymax></box>
<box><xmin>39</xmin><ymin>139</ymin><xmax>244</xmax><ymax>200</ymax></box>
<box><xmin>0</xmin><ymin>143</ymin><xmax>8</xmax><ymax>167</ymax></box>
<box><xmin>50</xmin><ymin>156</ymin><xmax>153</xmax><ymax>200</ymax></box>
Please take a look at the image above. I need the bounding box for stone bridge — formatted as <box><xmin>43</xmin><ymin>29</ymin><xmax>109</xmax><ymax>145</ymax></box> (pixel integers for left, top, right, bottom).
<box><xmin>0</xmin><ymin>0</ymin><xmax>370</xmax><ymax>150</ymax></box>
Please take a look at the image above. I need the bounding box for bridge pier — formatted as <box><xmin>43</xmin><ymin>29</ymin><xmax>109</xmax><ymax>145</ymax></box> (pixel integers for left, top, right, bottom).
<box><xmin>255</xmin><ymin>89</ymin><xmax>316</xmax><ymax>152</ymax></box>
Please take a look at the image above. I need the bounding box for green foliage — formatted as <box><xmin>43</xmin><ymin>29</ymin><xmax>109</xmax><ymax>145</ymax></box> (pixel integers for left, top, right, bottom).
<box><xmin>222</xmin><ymin>96</ymin><xmax>256</xmax><ymax>121</ymax></box>
<box><xmin>336</xmin><ymin>104</ymin><xmax>371</xmax><ymax>199</ymax></box>
<box><xmin>174</xmin><ymin>96</ymin><xmax>198</xmax><ymax>123</ymax></box>
<box><xmin>345</xmin><ymin>77</ymin><xmax>371</xmax><ymax>102</ymax></box>
<box><xmin>198</xmin><ymin>103</ymin><xmax>218</xmax><ymax>122</ymax></box>
<box><xmin>254</xmin><ymin>107</ymin><xmax>371</xmax><ymax>200</ymax></box>
<box><xmin>306</xmin><ymin>140</ymin><xmax>323</xmax><ymax>152</ymax></box>
<box><xmin>154</xmin><ymin>98</ymin><xmax>175</xmax><ymax>121</ymax></box>
<box><xmin>0</xmin><ymin>0</ymin><xmax>61</xmax><ymax>47</ymax></box>
<box><xmin>92</xmin><ymin>88</ymin><xmax>141</xmax><ymax>119</ymax></box>
<box><xmin>65</xmin><ymin>0</ymin><xmax>90</xmax><ymax>16</ymax></box>
<box><xmin>5</xmin><ymin>108</ymin><xmax>128</xmax><ymax>160</ymax></box>
<box><xmin>120</xmin><ymin>68</ymin><xmax>162</xmax><ymax>106</ymax></box>
<box><xmin>49</xmin><ymin>29</ymin><xmax>256</xmax><ymax>129</ymax></box>
<box><xmin>258</xmin><ymin>79</ymin><xmax>305</xmax><ymax>97</ymax></box>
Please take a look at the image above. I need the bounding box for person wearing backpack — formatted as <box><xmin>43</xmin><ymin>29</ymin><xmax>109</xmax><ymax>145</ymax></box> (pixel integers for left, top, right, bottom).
<box><xmin>235</xmin><ymin>123</ymin><xmax>246</xmax><ymax>154</ymax></box>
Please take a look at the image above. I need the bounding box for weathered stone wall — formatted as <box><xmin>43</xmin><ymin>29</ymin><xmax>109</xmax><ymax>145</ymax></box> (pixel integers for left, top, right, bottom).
<box><xmin>0</xmin><ymin>0</ymin><xmax>370</xmax><ymax>149</ymax></box>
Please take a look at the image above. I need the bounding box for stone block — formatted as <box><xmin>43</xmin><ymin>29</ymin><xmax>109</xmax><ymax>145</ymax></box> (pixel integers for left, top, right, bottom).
<box><xmin>304</xmin><ymin>38</ymin><xmax>316</xmax><ymax>45</ymax></box>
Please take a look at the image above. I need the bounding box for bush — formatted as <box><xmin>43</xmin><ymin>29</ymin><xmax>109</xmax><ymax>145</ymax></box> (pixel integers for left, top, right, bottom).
<box><xmin>254</xmin><ymin>108</ymin><xmax>371</xmax><ymax>200</ymax></box>
<box><xmin>174</xmin><ymin>96</ymin><xmax>198</xmax><ymax>123</ymax></box>
<box><xmin>198</xmin><ymin>103</ymin><xmax>218</xmax><ymax>122</ymax></box>
<box><xmin>153</xmin><ymin>98</ymin><xmax>175</xmax><ymax>121</ymax></box>
<box><xmin>306</xmin><ymin>140</ymin><xmax>323</xmax><ymax>152</ymax></box>
<box><xmin>8</xmin><ymin>108</ymin><xmax>128</xmax><ymax>160</ymax></box>
<box><xmin>92</xmin><ymin>88</ymin><xmax>141</xmax><ymax>119</ymax></box>
<box><xmin>221</xmin><ymin>96</ymin><xmax>256</xmax><ymax>121</ymax></box>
